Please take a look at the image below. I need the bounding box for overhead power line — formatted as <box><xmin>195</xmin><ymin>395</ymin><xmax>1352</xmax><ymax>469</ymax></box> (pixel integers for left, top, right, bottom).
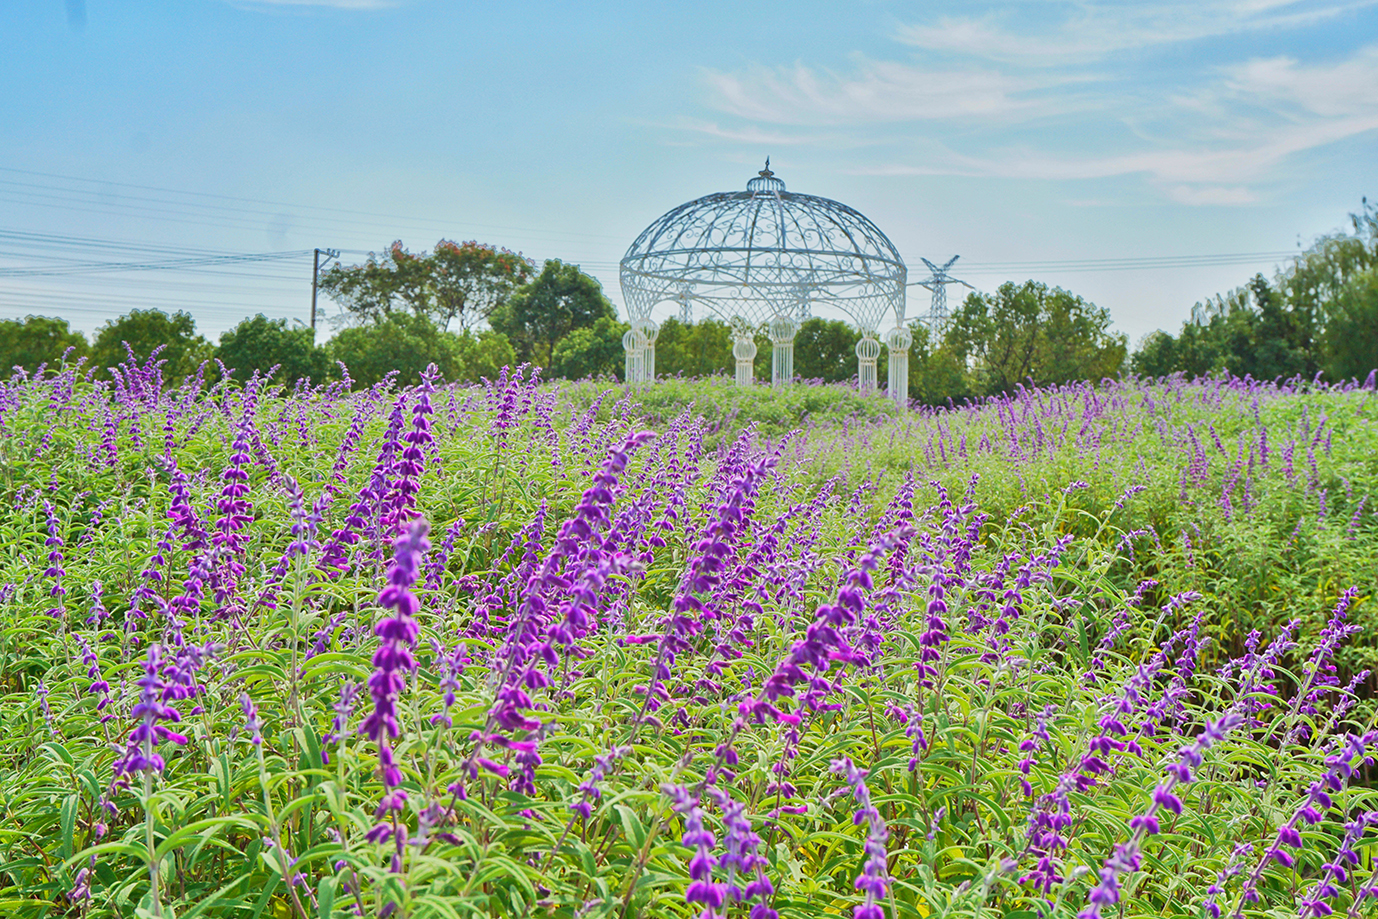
<box><xmin>0</xmin><ymin>249</ymin><xmax>312</xmax><ymax>278</ymax></box>
<box><xmin>0</xmin><ymin>165</ymin><xmax>628</xmax><ymax>248</ymax></box>
<box><xmin>936</xmin><ymin>251</ymin><xmax>1300</xmax><ymax>276</ymax></box>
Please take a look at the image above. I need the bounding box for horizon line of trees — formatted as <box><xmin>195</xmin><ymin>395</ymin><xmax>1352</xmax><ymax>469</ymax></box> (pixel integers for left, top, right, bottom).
<box><xmin>1130</xmin><ymin>198</ymin><xmax>1378</xmax><ymax>382</ymax></box>
<box><xmin>2</xmin><ymin>199</ymin><xmax>1373</xmax><ymax>397</ymax></box>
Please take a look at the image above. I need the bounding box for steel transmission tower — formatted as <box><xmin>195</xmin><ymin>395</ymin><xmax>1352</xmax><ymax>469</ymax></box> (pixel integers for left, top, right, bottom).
<box><xmin>915</xmin><ymin>256</ymin><xmax>973</xmax><ymax>332</ymax></box>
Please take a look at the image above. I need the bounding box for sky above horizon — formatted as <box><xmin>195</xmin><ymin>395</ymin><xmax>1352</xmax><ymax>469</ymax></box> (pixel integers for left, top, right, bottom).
<box><xmin>3</xmin><ymin>0</ymin><xmax>1377</xmax><ymax>346</ymax></box>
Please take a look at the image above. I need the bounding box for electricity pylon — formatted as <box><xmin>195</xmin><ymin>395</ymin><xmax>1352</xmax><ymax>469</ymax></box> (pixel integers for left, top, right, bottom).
<box><xmin>915</xmin><ymin>256</ymin><xmax>973</xmax><ymax>333</ymax></box>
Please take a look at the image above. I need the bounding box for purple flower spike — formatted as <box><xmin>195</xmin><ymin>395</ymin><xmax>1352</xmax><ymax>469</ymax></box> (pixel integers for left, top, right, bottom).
<box><xmin>664</xmin><ymin>783</ymin><xmax>726</xmax><ymax>913</ymax></box>
<box><xmin>113</xmin><ymin>644</ymin><xmax>189</xmax><ymax>779</ymax></box>
<box><xmin>360</xmin><ymin>518</ymin><xmax>430</xmax><ymax>797</ymax></box>
<box><xmin>1079</xmin><ymin>711</ymin><xmax>1241</xmax><ymax>919</ymax></box>
<box><xmin>831</xmin><ymin>758</ymin><xmax>890</xmax><ymax>919</ymax></box>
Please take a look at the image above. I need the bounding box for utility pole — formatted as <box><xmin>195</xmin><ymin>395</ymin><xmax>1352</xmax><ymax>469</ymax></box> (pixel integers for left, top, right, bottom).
<box><xmin>311</xmin><ymin>248</ymin><xmax>340</xmax><ymax>333</ymax></box>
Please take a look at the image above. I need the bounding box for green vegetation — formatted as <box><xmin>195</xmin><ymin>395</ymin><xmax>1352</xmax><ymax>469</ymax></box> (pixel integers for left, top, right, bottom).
<box><xmin>0</xmin><ymin>362</ymin><xmax>1373</xmax><ymax>919</ymax></box>
<box><xmin>1131</xmin><ymin>200</ymin><xmax>1378</xmax><ymax>382</ymax></box>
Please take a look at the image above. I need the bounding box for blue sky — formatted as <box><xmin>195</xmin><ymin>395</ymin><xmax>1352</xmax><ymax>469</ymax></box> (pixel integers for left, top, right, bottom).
<box><xmin>2</xmin><ymin>0</ymin><xmax>1376</xmax><ymax>346</ymax></box>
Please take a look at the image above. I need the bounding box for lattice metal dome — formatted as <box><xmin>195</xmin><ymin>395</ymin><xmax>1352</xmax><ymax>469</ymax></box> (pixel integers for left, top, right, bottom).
<box><xmin>618</xmin><ymin>162</ymin><xmax>911</xmax><ymax>403</ymax></box>
<box><xmin>620</xmin><ymin>162</ymin><xmax>907</xmax><ymax>334</ymax></box>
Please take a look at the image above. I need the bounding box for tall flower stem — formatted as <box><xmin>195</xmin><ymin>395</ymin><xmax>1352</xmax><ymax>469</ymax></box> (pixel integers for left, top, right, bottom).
<box><xmin>143</xmin><ymin>768</ymin><xmax>159</xmax><ymax>919</ymax></box>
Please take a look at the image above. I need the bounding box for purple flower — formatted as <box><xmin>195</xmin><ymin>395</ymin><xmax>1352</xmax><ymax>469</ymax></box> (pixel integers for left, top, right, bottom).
<box><xmin>322</xmin><ymin>680</ymin><xmax>362</xmax><ymax>765</ymax></box>
<box><xmin>241</xmin><ymin>693</ymin><xmax>263</xmax><ymax>747</ymax></box>
<box><xmin>113</xmin><ymin>644</ymin><xmax>188</xmax><ymax>778</ymax></box>
<box><xmin>359</xmin><ymin>518</ymin><xmax>429</xmax><ymax>793</ymax></box>
<box><xmin>78</xmin><ymin>634</ymin><xmax>114</xmax><ymax>723</ymax></box>
<box><xmin>570</xmin><ymin>745</ymin><xmax>630</xmax><ymax>821</ymax></box>
<box><xmin>664</xmin><ymin>783</ymin><xmax>725</xmax><ymax>912</ymax></box>
<box><xmin>832</xmin><ymin>758</ymin><xmax>890</xmax><ymax>919</ymax></box>
<box><xmin>1079</xmin><ymin>712</ymin><xmax>1242</xmax><ymax>919</ymax></box>
<box><xmin>42</xmin><ymin>501</ymin><xmax>65</xmax><ymax>620</ymax></box>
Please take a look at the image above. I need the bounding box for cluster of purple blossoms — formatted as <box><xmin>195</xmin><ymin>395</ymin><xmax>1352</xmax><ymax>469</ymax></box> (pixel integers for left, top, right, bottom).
<box><xmin>210</xmin><ymin>418</ymin><xmax>255</xmax><ymax>612</ymax></box>
<box><xmin>428</xmin><ymin>642</ymin><xmax>466</xmax><ymax>729</ymax></box>
<box><xmin>112</xmin><ymin>644</ymin><xmax>189</xmax><ymax>779</ymax></box>
<box><xmin>359</xmin><ymin>518</ymin><xmax>430</xmax><ymax>839</ymax></box>
<box><xmin>751</xmin><ymin>527</ymin><xmax>911</xmax><ymax>724</ymax></box>
<box><xmin>1236</xmin><ymin>731</ymin><xmax>1377</xmax><ymax>911</ymax></box>
<box><xmin>570</xmin><ymin>744</ymin><xmax>630</xmax><ymax>821</ymax></box>
<box><xmin>381</xmin><ymin>365</ymin><xmax>436</xmax><ymax>535</ymax></box>
<box><xmin>321</xmin><ymin>680</ymin><xmax>361</xmax><ymax>765</ymax></box>
<box><xmin>832</xmin><ymin>758</ymin><xmax>890</xmax><ymax>919</ymax></box>
<box><xmin>42</xmin><ymin>501</ymin><xmax>65</xmax><ymax>620</ymax></box>
<box><xmin>1203</xmin><ymin>843</ymin><xmax>1253</xmax><ymax>919</ymax></box>
<box><xmin>319</xmin><ymin>399</ymin><xmax>406</xmax><ymax>577</ymax></box>
<box><xmin>663</xmin><ymin>783</ymin><xmax>775</xmax><ymax>919</ymax></box>
<box><xmin>77</xmin><ymin>634</ymin><xmax>115</xmax><ymax>725</ymax></box>
<box><xmin>1287</xmin><ymin>587</ymin><xmax>1361</xmax><ymax>743</ymax></box>
<box><xmin>1017</xmin><ymin>706</ymin><xmax>1055</xmax><ymax>796</ymax></box>
<box><xmin>1079</xmin><ymin>711</ymin><xmax>1242</xmax><ymax>919</ymax></box>
<box><xmin>633</xmin><ymin>457</ymin><xmax>773</xmax><ymax>721</ymax></box>
<box><xmin>1301</xmin><ymin>811</ymin><xmax>1378</xmax><ymax>917</ymax></box>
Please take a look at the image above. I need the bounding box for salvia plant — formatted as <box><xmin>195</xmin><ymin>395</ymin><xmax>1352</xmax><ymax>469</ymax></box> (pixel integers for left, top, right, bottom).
<box><xmin>0</xmin><ymin>359</ymin><xmax>1374</xmax><ymax>919</ymax></box>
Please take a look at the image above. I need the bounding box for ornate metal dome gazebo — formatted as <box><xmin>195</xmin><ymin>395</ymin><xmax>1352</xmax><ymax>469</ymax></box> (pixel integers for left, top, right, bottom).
<box><xmin>619</xmin><ymin>162</ymin><xmax>911</xmax><ymax>404</ymax></box>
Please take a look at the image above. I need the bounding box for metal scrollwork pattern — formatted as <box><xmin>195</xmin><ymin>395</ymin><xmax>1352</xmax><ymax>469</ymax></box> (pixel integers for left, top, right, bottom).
<box><xmin>619</xmin><ymin>164</ymin><xmax>907</xmax><ymax>336</ymax></box>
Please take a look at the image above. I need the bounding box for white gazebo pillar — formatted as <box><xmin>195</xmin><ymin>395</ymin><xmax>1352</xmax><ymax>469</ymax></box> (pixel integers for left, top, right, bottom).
<box><xmin>634</xmin><ymin>317</ymin><xmax>659</xmax><ymax>383</ymax></box>
<box><xmin>769</xmin><ymin>315</ymin><xmax>798</xmax><ymax>388</ymax></box>
<box><xmin>885</xmin><ymin>325</ymin><xmax>912</xmax><ymax>408</ymax></box>
<box><xmin>733</xmin><ymin>334</ymin><xmax>758</xmax><ymax>387</ymax></box>
<box><xmin>622</xmin><ymin>326</ymin><xmax>647</xmax><ymax>383</ymax></box>
<box><xmin>856</xmin><ymin>334</ymin><xmax>881</xmax><ymax>396</ymax></box>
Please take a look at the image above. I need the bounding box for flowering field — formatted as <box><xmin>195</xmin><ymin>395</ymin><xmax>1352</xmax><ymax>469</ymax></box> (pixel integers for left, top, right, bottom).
<box><xmin>1</xmin><ymin>359</ymin><xmax>1375</xmax><ymax>919</ymax></box>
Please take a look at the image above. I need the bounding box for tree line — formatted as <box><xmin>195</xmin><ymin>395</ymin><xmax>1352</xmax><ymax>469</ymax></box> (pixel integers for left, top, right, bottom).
<box><xmin>3</xmin><ymin>201</ymin><xmax>1372</xmax><ymax>395</ymax></box>
<box><xmin>1130</xmin><ymin>200</ymin><xmax>1378</xmax><ymax>382</ymax></box>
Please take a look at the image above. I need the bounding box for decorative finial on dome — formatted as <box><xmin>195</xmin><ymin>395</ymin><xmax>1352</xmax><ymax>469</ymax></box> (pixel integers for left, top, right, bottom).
<box><xmin>747</xmin><ymin>157</ymin><xmax>785</xmax><ymax>196</ymax></box>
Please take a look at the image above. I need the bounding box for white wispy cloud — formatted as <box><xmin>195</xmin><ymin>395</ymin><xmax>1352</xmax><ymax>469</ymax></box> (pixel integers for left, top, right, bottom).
<box><xmin>895</xmin><ymin>1</ymin><xmax>1377</xmax><ymax>65</ymax></box>
<box><xmin>226</xmin><ymin>0</ymin><xmax>399</xmax><ymax>10</ymax></box>
<box><xmin>687</xmin><ymin>0</ymin><xmax>1378</xmax><ymax>206</ymax></box>
<box><xmin>703</xmin><ymin>58</ymin><xmax>1093</xmax><ymax>125</ymax></box>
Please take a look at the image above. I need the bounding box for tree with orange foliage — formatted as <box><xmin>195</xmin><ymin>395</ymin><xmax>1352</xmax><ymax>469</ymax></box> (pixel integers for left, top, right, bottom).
<box><xmin>317</xmin><ymin>240</ymin><xmax>534</xmax><ymax>333</ymax></box>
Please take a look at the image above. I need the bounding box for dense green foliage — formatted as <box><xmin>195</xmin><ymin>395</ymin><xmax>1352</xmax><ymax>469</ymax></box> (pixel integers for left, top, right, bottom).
<box><xmin>947</xmin><ymin>280</ymin><xmax>1128</xmax><ymax>393</ymax></box>
<box><xmin>490</xmin><ymin>259</ymin><xmax>617</xmax><ymax>367</ymax></box>
<box><xmin>215</xmin><ymin>314</ymin><xmax>331</xmax><ymax>385</ymax></box>
<box><xmin>0</xmin><ymin>362</ymin><xmax>1374</xmax><ymax>919</ymax></box>
<box><xmin>326</xmin><ymin>313</ymin><xmax>457</xmax><ymax>387</ymax></box>
<box><xmin>0</xmin><ymin>314</ymin><xmax>88</xmax><ymax>374</ymax></box>
<box><xmin>1132</xmin><ymin>201</ymin><xmax>1378</xmax><ymax>382</ymax></box>
<box><xmin>550</xmin><ymin>316</ymin><xmax>629</xmax><ymax>381</ymax></box>
<box><xmin>91</xmin><ymin>308</ymin><xmax>211</xmax><ymax>384</ymax></box>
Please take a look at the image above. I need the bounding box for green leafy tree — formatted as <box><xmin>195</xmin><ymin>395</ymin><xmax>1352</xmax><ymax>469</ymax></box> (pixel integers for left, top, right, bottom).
<box><xmin>91</xmin><ymin>308</ymin><xmax>212</xmax><ymax>383</ymax></box>
<box><xmin>318</xmin><ymin>240</ymin><xmax>533</xmax><ymax>332</ymax></box>
<box><xmin>1318</xmin><ymin>266</ymin><xmax>1378</xmax><ymax>381</ymax></box>
<box><xmin>215</xmin><ymin>314</ymin><xmax>331</xmax><ymax>385</ymax></box>
<box><xmin>326</xmin><ymin>313</ymin><xmax>462</xmax><ymax>389</ymax></box>
<box><xmin>1130</xmin><ymin>330</ymin><xmax>1180</xmax><ymax>378</ymax></box>
<box><xmin>452</xmin><ymin>329</ymin><xmax>517</xmax><ymax>382</ymax></box>
<box><xmin>905</xmin><ymin>321</ymin><xmax>973</xmax><ymax>405</ymax></box>
<box><xmin>317</xmin><ymin>242</ymin><xmax>425</xmax><ymax>324</ymax></box>
<box><xmin>793</xmin><ymin>317</ymin><xmax>861</xmax><ymax>383</ymax></box>
<box><xmin>1131</xmin><ymin>200</ymin><xmax>1378</xmax><ymax>381</ymax></box>
<box><xmin>552</xmin><ymin>317</ymin><xmax>629</xmax><ymax>380</ymax></box>
<box><xmin>654</xmin><ymin>317</ymin><xmax>733</xmax><ymax>378</ymax></box>
<box><xmin>0</xmin><ymin>315</ymin><xmax>88</xmax><ymax>375</ymax></box>
<box><xmin>490</xmin><ymin>260</ymin><xmax>616</xmax><ymax>367</ymax></box>
<box><xmin>947</xmin><ymin>282</ymin><xmax>1126</xmax><ymax>394</ymax></box>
